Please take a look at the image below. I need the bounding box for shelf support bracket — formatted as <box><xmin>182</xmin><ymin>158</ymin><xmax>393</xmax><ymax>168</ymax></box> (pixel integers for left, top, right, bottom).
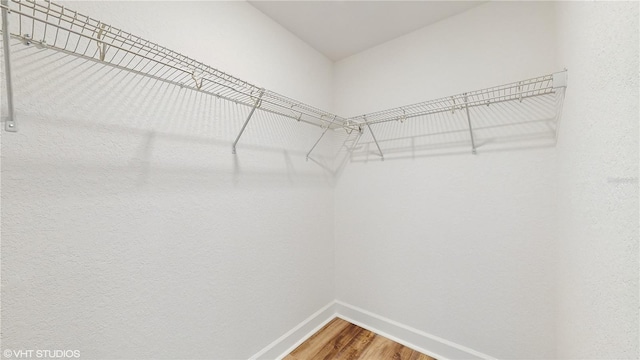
<box><xmin>463</xmin><ymin>94</ymin><xmax>476</xmax><ymax>154</ymax></box>
<box><xmin>191</xmin><ymin>72</ymin><xmax>203</xmax><ymax>90</ymax></box>
<box><xmin>96</xmin><ymin>23</ymin><xmax>110</xmax><ymax>61</ymax></box>
<box><xmin>306</xmin><ymin>115</ymin><xmax>338</xmax><ymax>161</ymax></box>
<box><xmin>231</xmin><ymin>89</ymin><xmax>264</xmax><ymax>154</ymax></box>
<box><xmin>2</xmin><ymin>0</ymin><xmax>17</xmax><ymax>132</ymax></box>
<box><xmin>364</xmin><ymin>116</ymin><xmax>384</xmax><ymax>160</ymax></box>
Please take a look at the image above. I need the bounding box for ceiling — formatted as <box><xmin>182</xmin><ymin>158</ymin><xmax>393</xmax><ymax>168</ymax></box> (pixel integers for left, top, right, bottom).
<box><xmin>248</xmin><ymin>1</ymin><xmax>485</xmax><ymax>61</ymax></box>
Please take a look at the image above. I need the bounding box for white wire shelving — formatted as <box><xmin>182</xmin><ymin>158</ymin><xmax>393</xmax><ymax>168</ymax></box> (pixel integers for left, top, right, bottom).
<box><xmin>0</xmin><ymin>0</ymin><xmax>353</xmax><ymax>152</ymax></box>
<box><xmin>347</xmin><ymin>72</ymin><xmax>567</xmax><ymax>158</ymax></box>
<box><xmin>0</xmin><ymin>0</ymin><xmax>568</xmax><ymax>159</ymax></box>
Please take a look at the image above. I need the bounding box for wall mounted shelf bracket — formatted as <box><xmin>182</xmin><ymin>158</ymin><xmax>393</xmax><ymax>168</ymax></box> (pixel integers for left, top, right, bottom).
<box><xmin>463</xmin><ymin>94</ymin><xmax>476</xmax><ymax>155</ymax></box>
<box><xmin>1</xmin><ymin>0</ymin><xmax>17</xmax><ymax>132</ymax></box>
<box><xmin>232</xmin><ymin>89</ymin><xmax>264</xmax><ymax>154</ymax></box>
<box><xmin>364</xmin><ymin>116</ymin><xmax>384</xmax><ymax>160</ymax></box>
<box><xmin>306</xmin><ymin>115</ymin><xmax>339</xmax><ymax>161</ymax></box>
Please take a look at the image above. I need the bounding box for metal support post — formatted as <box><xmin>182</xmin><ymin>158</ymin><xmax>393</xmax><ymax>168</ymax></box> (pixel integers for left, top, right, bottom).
<box><xmin>364</xmin><ymin>116</ymin><xmax>384</xmax><ymax>160</ymax></box>
<box><xmin>463</xmin><ymin>94</ymin><xmax>476</xmax><ymax>154</ymax></box>
<box><xmin>306</xmin><ymin>115</ymin><xmax>338</xmax><ymax>161</ymax></box>
<box><xmin>2</xmin><ymin>0</ymin><xmax>16</xmax><ymax>132</ymax></box>
<box><xmin>232</xmin><ymin>90</ymin><xmax>264</xmax><ymax>154</ymax></box>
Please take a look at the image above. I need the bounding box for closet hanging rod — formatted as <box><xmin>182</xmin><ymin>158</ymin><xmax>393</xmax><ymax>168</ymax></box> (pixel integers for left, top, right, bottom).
<box><xmin>0</xmin><ymin>0</ymin><xmax>352</xmax><ymax>132</ymax></box>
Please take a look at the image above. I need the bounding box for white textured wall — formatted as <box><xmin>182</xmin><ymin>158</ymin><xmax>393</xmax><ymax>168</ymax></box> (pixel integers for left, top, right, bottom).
<box><xmin>333</xmin><ymin>2</ymin><xmax>559</xmax><ymax>358</ymax></box>
<box><xmin>1</xmin><ymin>2</ymin><xmax>335</xmax><ymax>359</ymax></box>
<box><xmin>3</xmin><ymin>1</ymin><xmax>638</xmax><ymax>359</ymax></box>
<box><xmin>555</xmin><ymin>2</ymin><xmax>639</xmax><ymax>359</ymax></box>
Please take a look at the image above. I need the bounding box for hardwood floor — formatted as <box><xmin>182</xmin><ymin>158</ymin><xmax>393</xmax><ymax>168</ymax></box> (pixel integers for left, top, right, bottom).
<box><xmin>284</xmin><ymin>318</ymin><xmax>435</xmax><ymax>360</ymax></box>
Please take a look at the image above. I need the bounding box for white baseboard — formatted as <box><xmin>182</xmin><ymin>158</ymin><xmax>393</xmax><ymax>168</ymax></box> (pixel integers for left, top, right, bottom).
<box><xmin>249</xmin><ymin>300</ymin><xmax>496</xmax><ymax>360</ymax></box>
<box><xmin>249</xmin><ymin>301</ymin><xmax>337</xmax><ymax>360</ymax></box>
<box><xmin>334</xmin><ymin>301</ymin><xmax>496</xmax><ymax>360</ymax></box>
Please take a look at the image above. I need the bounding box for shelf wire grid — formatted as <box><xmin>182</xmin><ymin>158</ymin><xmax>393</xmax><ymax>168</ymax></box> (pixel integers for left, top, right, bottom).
<box><xmin>0</xmin><ymin>0</ymin><xmax>351</xmax><ymax>130</ymax></box>
<box><xmin>0</xmin><ymin>0</ymin><xmax>566</xmax><ymax>152</ymax></box>
<box><xmin>349</xmin><ymin>74</ymin><xmax>557</xmax><ymax>126</ymax></box>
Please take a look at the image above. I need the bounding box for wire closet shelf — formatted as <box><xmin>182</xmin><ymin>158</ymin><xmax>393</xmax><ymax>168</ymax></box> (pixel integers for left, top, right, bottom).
<box><xmin>353</xmin><ymin>74</ymin><xmax>559</xmax><ymax>125</ymax></box>
<box><xmin>0</xmin><ymin>0</ymin><xmax>567</xmax><ymax>157</ymax></box>
<box><xmin>0</xmin><ymin>0</ymin><xmax>351</xmax><ymax>131</ymax></box>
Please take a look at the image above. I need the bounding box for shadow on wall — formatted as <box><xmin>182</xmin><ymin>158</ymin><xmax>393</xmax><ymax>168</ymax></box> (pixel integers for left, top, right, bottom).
<box><xmin>2</xmin><ymin>41</ymin><xmax>340</xmax><ymax>188</ymax></box>
<box><xmin>333</xmin><ymin>89</ymin><xmax>565</xmax><ymax>168</ymax></box>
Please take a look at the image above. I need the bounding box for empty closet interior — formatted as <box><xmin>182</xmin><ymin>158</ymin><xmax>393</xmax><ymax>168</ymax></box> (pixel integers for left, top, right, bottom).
<box><xmin>1</xmin><ymin>1</ymin><xmax>637</xmax><ymax>359</ymax></box>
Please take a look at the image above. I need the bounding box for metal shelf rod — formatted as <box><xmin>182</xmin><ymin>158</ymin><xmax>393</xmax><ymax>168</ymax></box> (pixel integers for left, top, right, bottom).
<box><xmin>463</xmin><ymin>93</ymin><xmax>476</xmax><ymax>155</ymax></box>
<box><xmin>232</xmin><ymin>90</ymin><xmax>264</xmax><ymax>154</ymax></box>
<box><xmin>307</xmin><ymin>115</ymin><xmax>339</xmax><ymax>161</ymax></box>
<box><xmin>1</xmin><ymin>0</ymin><xmax>16</xmax><ymax>131</ymax></box>
<box><xmin>364</xmin><ymin>116</ymin><xmax>384</xmax><ymax>160</ymax></box>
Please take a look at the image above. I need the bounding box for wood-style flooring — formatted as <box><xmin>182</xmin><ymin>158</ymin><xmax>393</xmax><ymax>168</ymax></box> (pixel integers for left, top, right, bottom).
<box><xmin>284</xmin><ymin>318</ymin><xmax>436</xmax><ymax>360</ymax></box>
